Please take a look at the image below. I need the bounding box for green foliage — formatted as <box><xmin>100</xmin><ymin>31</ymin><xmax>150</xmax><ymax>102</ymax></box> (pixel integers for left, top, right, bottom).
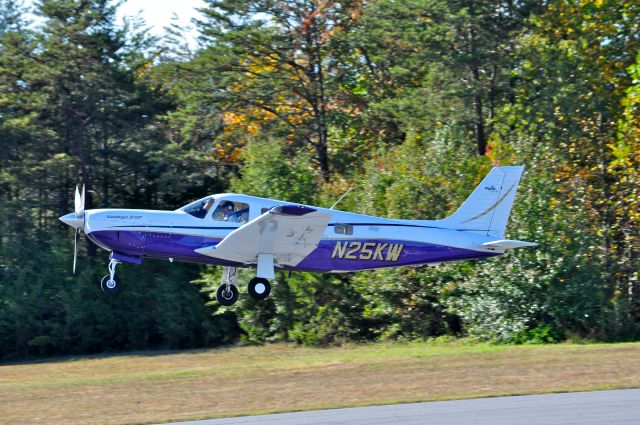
<box><xmin>355</xmin><ymin>127</ymin><xmax>488</xmax><ymax>219</ymax></box>
<box><xmin>0</xmin><ymin>231</ymin><xmax>229</xmax><ymax>358</ymax></box>
<box><xmin>2</xmin><ymin>0</ymin><xmax>640</xmax><ymax>359</ymax></box>
<box><xmin>0</xmin><ymin>0</ymin><xmax>231</xmax><ymax>359</ymax></box>
<box><xmin>514</xmin><ymin>324</ymin><xmax>565</xmax><ymax>345</ymax></box>
<box><xmin>230</xmin><ymin>139</ymin><xmax>318</xmax><ymax>205</ymax></box>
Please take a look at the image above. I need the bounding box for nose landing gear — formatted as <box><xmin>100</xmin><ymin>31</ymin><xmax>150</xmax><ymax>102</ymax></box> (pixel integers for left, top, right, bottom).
<box><xmin>101</xmin><ymin>258</ymin><xmax>122</xmax><ymax>294</ymax></box>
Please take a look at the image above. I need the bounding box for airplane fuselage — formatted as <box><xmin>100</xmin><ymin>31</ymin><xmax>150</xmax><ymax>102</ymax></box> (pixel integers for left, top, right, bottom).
<box><xmin>81</xmin><ymin>193</ymin><xmax>501</xmax><ymax>273</ymax></box>
<box><xmin>61</xmin><ymin>167</ymin><xmax>534</xmax><ymax>301</ymax></box>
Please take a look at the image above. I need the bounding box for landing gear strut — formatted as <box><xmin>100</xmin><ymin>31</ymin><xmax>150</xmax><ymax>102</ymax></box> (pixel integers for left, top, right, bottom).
<box><xmin>101</xmin><ymin>258</ymin><xmax>121</xmax><ymax>294</ymax></box>
<box><xmin>217</xmin><ymin>266</ymin><xmax>239</xmax><ymax>306</ymax></box>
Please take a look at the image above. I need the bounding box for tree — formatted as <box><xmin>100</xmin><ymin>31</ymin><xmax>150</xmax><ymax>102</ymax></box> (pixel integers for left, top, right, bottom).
<box><xmin>0</xmin><ymin>0</ymin><xmax>229</xmax><ymax>359</ymax></box>
<box><xmin>340</xmin><ymin>0</ymin><xmax>542</xmax><ymax>154</ymax></box>
<box><xmin>469</xmin><ymin>0</ymin><xmax>640</xmax><ymax>340</ymax></box>
<box><xmin>192</xmin><ymin>0</ymin><xmax>364</xmax><ymax>180</ymax></box>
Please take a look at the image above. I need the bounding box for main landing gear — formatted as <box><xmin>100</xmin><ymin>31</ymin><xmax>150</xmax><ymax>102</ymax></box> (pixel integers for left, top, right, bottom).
<box><xmin>216</xmin><ymin>267</ymin><xmax>272</xmax><ymax>306</ymax></box>
<box><xmin>247</xmin><ymin>277</ymin><xmax>271</xmax><ymax>300</ymax></box>
<box><xmin>101</xmin><ymin>258</ymin><xmax>122</xmax><ymax>294</ymax></box>
<box><xmin>217</xmin><ymin>266</ymin><xmax>239</xmax><ymax>306</ymax></box>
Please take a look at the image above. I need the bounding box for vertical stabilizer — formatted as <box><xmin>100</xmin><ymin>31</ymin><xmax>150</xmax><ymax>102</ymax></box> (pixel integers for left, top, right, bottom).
<box><xmin>439</xmin><ymin>166</ymin><xmax>524</xmax><ymax>237</ymax></box>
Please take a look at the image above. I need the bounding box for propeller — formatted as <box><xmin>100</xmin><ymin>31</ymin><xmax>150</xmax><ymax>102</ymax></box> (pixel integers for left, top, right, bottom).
<box><xmin>60</xmin><ymin>184</ymin><xmax>86</xmax><ymax>274</ymax></box>
<box><xmin>73</xmin><ymin>226</ymin><xmax>80</xmax><ymax>274</ymax></box>
<box><xmin>74</xmin><ymin>185</ymin><xmax>85</xmax><ymax>274</ymax></box>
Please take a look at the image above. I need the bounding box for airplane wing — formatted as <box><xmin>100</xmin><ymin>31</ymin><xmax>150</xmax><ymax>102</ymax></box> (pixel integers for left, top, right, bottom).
<box><xmin>195</xmin><ymin>205</ymin><xmax>331</xmax><ymax>270</ymax></box>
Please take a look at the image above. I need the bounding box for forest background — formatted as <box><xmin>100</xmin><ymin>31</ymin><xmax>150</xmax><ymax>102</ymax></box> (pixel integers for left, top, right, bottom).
<box><xmin>0</xmin><ymin>0</ymin><xmax>639</xmax><ymax>359</ymax></box>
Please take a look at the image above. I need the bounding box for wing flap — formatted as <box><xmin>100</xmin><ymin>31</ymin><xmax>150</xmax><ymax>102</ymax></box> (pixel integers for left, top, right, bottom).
<box><xmin>195</xmin><ymin>205</ymin><xmax>331</xmax><ymax>267</ymax></box>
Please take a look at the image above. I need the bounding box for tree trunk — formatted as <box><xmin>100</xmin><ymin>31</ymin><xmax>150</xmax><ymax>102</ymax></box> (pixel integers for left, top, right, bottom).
<box><xmin>469</xmin><ymin>26</ymin><xmax>487</xmax><ymax>156</ymax></box>
<box><xmin>474</xmin><ymin>93</ymin><xmax>487</xmax><ymax>155</ymax></box>
<box><xmin>306</xmin><ymin>14</ymin><xmax>330</xmax><ymax>180</ymax></box>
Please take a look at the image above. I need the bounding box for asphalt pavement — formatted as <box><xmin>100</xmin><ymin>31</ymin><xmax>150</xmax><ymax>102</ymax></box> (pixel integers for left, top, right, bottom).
<box><xmin>161</xmin><ymin>388</ymin><xmax>640</xmax><ymax>425</ymax></box>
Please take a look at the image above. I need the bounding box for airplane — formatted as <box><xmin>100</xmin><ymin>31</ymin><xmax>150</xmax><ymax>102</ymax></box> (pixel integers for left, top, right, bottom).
<box><xmin>59</xmin><ymin>166</ymin><xmax>536</xmax><ymax>306</ymax></box>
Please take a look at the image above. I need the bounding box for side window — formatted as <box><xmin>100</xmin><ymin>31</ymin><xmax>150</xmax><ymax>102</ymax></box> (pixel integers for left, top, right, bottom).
<box><xmin>212</xmin><ymin>201</ymin><xmax>250</xmax><ymax>223</ymax></box>
<box><xmin>261</xmin><ymin>207</ymin><xmax>275</xmax><ymax>214</ymax></box>
<box><xmin>334</xmin><ymin>223</ymin><xmax>353</xmax><ymax>235</ymax></box>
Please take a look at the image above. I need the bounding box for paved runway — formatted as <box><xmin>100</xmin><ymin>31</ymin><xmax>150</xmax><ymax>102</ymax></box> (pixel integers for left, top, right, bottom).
<box><xmin>166</xmin><ymin>389</ymin><xmax>640</xmax><ymax>425</ymax></box>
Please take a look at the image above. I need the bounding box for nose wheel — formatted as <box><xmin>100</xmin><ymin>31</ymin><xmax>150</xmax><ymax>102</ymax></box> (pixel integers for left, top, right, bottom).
<box><xmin>100</xmin><ymin>258</ymin><xmax>121</xmax><ymax>294</ymax></box>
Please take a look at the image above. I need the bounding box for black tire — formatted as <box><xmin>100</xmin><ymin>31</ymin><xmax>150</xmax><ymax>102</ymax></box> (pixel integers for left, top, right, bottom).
<box><xmin>216</xmin><ymin>283</ymin><xmax>239</xmax><ymax>306</ymax></box>
<box><xmin>100</xmin><ymin>274</ymin><xmax>122</xmax><ymax>294</ymax></box>
<box><xmin>247</xmin><ymin>277</ymin><xmax>271</xmax><ymax>300</ymax></box>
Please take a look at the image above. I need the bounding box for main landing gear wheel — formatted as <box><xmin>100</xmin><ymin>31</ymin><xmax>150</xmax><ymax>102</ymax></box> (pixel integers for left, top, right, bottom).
<box><xmin>216</xmin><ymin>283</ymin><xmax>239</xmax><ymax>306</ymax></box>
<box><xmin>100</xmin><ymin>275</ymin><xmax>121</xmax><ymax>294</ymax></box>
<box><xmin>247</xmin><ymin>277</ymin><xmax>271</xmax><ymax>300</ymax></box>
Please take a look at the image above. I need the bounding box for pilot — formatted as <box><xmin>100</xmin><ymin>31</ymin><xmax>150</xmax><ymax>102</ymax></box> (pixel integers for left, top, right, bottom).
<box><xmin>219</xmin><ymin>201</ymin><xmax>235</xmax><ymax>220</ymax></box>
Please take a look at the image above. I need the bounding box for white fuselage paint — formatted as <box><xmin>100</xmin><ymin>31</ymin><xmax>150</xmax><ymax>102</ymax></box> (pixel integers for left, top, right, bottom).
<box><xmin>82</xmin><ymin>193</ymin><xmax>504</xmax><ymax>270</ymax></box>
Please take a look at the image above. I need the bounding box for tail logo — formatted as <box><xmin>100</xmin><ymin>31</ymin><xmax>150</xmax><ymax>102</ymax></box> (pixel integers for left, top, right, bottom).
<box><xmin>484</xmin><ymin>185</ymin><xmax>497</xmax><ymax>192</ymax></box>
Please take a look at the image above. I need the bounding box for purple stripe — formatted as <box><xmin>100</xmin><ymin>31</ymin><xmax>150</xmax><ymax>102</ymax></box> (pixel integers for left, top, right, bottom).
<box><xmin>296</xmin><ymin>239</ymin><xmax>499</xmax><ymax>272</ymax></box>
<box><xmin>89</xmin><ymin>230</ymin><xmax>499</xmax><ymax>272</ymax></box>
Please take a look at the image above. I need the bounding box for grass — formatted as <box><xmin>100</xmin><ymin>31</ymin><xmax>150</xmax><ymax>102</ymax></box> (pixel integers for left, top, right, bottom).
<box><xmin>1</xmin><ymin>341</ymin><xmax>640</xmax><ymax>424</ymax></box>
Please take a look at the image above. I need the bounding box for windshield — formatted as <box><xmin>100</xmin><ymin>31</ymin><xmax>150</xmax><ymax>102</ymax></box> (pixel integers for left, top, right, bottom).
<box><xmin>179</xmin><ymin>196</ymin><xmax>215</xmax><ymax>219</ymax></box>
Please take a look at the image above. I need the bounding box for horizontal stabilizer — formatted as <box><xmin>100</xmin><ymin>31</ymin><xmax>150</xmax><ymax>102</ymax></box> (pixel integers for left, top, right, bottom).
<box><xmin>481</xmin><ymin>239</ymin><xmax>537</xmax><ymax>251</ymax></box>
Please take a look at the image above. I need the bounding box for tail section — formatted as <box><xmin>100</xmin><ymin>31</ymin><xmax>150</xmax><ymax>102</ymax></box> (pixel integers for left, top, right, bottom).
<box><xmin>439</xmin><ymin>166</ymin><xmax>524</xmax><ymax>238</ymax></box>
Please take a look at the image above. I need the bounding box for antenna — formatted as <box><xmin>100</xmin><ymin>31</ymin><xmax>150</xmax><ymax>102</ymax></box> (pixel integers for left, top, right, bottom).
<box><xmin>329</xmin><ymin>187</ymin><xmax>353</xmax><ymax>210</ymax></box>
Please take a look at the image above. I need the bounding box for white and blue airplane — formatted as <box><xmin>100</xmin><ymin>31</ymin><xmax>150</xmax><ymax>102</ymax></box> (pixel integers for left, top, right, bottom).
<box><xmin>60</xmin><ymin>166</ymin><xmax>536</xmax><ymax>305</ymax></box>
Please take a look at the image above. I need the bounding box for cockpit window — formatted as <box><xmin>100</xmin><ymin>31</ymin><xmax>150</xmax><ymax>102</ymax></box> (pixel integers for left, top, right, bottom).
<box><xmin>212</xmin><ymin>201</ymin><xmax>250</xmax><ymax>223</ymax></box>
<box><xmin>179</xmin><ymin>196</ymin><xmax>215</xmax><ymax>219</ymax></box>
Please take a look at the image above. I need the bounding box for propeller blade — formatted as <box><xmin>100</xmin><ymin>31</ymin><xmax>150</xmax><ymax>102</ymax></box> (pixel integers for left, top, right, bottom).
<box><xmin>81</xmin><ymin>184</ymin><xmax>85</xmax><ymax>212</ymax></box>
<box><xmin>74</xmin><ymin>185</ymin><xmax>81</xmax><ymax>214</ymax></box>
<box><xmin>73</xmin><ymin>228</ymin><xmax>79</xmax><ymax>274</ymax></box>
